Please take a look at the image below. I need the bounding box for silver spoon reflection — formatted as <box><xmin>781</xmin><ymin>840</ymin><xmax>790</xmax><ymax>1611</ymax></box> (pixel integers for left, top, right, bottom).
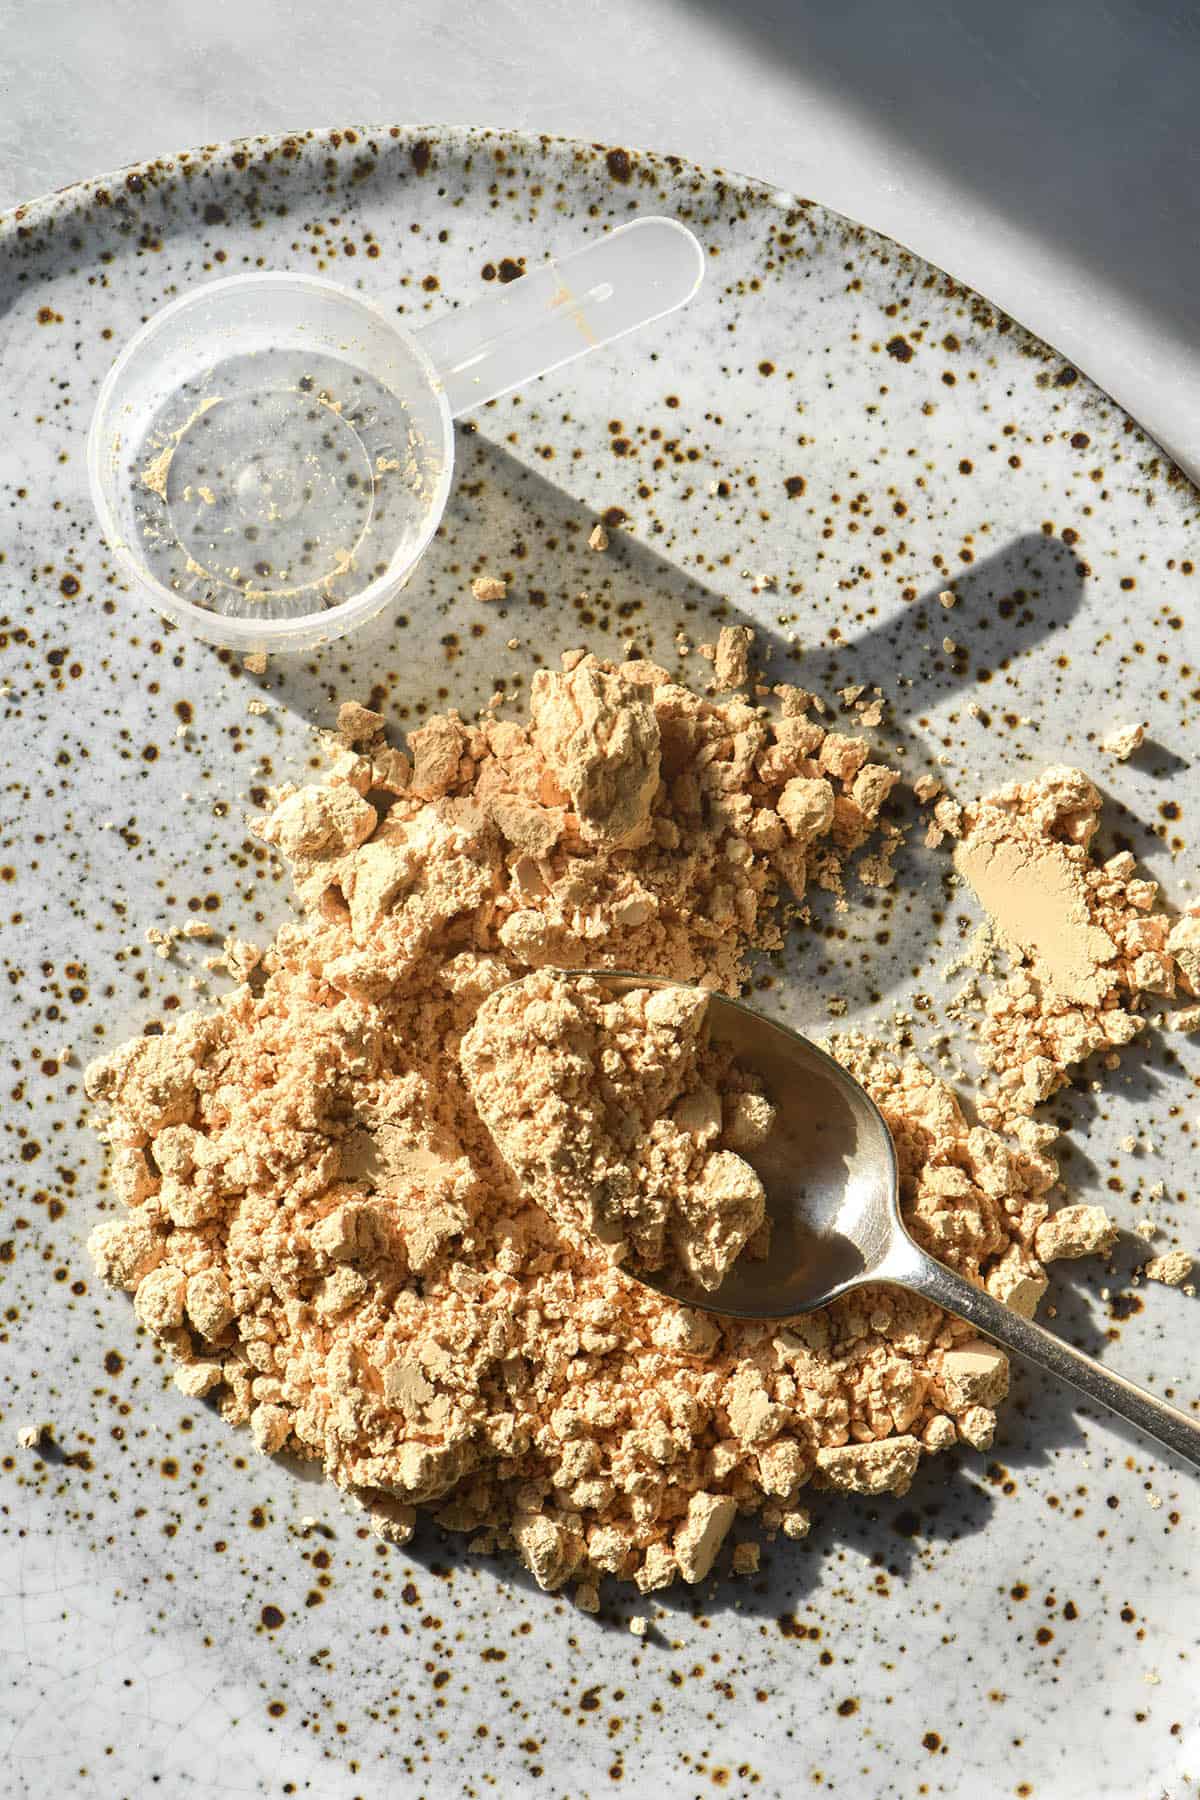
<box><xmin>571</xmin><ymin>972</ymin><xmax>1200</xmax><ymax>1473</ymax></box>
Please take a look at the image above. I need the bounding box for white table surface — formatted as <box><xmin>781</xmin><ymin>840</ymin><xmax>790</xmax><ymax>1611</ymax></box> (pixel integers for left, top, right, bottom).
<box><xmin>2</xmin><ymin>0</ymin><xmax>1199</xmax><ymax>478</ymax></box>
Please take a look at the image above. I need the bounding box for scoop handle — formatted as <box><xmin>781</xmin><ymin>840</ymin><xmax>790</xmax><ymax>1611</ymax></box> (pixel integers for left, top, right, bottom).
<box><xmin>411</xmin><ymin>217</ymin><xmax>704</xmax><ymax>419</ymax></box>
<box><xmin>879</xmin><ymin>1232</ymin><xmax>1200</xmax><ymax>1472</ymax></box>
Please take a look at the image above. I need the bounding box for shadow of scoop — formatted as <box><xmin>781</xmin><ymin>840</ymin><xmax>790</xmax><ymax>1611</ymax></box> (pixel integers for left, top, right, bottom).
<box><xmin>259</xmin><ymin>424</ymin><xmax>766</xmax><ymax>731</ymax></box>
<box><xmin>800</xmin><ymin>528</ymin><xmax>1087</xmax><ymax>756</ymax></box>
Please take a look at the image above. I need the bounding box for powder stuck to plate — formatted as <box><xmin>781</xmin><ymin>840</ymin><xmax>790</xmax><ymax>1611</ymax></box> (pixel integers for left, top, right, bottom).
<box><xmin>949</xmin><ymin>767</ymin><xmax>1184</xmax><ymax>1116</ymax></box>
<box><xmin>954</xmin><ymin>821</ymin><xmax>1118</xmax><ymax>1006</ymax></box>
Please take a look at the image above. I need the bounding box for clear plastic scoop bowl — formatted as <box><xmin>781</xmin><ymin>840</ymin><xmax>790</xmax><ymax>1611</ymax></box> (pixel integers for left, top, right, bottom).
<box><xmin>87</xmin><ymin>218</ymin><xmax>704</xmax><ymax>653</ymax></box>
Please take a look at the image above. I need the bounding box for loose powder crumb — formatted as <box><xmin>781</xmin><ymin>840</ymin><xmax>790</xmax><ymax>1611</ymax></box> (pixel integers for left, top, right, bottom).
<box><xmin>85</xmin><ymin>643</ymin><xmax>1188</xmax><ymax>1597</ymax></box>
<box><xmin>1144</xmin><ymin>1250</ymin><xmax>1193</xmax><ymax>1287</ymax></box>
<box><xmin>588</xmin><ymin>523</ymin><xmax>610</xmax><ymax>552</ymax></box>
<box><xmin>139</xmin><ymin>396</ymin><xmax>221</xmax><ymax>500</ymax></box>
<box><xmin>471</xmin><ymin>575</ymin><xmax>507</xmax><ymax>603</ymax></box>
<box><xmin>731</xmin><ymin>1540</ymin><xmax>760</xmax><ymax>1575</ymax></box>
<box><xmin>1098</xmin><ymin>722</ymin><xmax>1145</xmax><ymax>761</ymax></box>
<box><xmin>1034</xmin><ymin>1204</ymin><xmax>1118</xmax><ymax>1262</ymax></box>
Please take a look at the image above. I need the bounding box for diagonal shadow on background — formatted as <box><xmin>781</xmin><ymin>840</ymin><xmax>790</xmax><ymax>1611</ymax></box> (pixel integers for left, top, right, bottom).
<box><xmin>688</xmin><ymin>0</ymin><xmax>1200</xmax><ymax>367</ymax></box>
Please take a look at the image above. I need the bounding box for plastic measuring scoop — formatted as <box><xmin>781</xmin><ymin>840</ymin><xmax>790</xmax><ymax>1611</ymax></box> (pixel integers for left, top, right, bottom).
<box><xmin>86</xmin><ymin>218</ymin><xmax>704</xmax><ymax>654</ymax></box>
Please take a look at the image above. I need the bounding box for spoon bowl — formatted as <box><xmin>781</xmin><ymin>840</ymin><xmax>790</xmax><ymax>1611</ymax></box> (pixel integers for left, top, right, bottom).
<box><xmin>576</xmin><ymin>971</ymin><xmax>1200</xmax><ymax>1473</ymax></box>
<box><xmin>588</xmin><ymin>972</ymin><xmax>896</xmax><ymax>1318</ymax></box>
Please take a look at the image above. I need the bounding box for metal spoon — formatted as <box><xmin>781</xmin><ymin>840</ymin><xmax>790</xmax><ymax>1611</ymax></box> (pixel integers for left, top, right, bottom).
<box><xmin>581</xmin><ymin>972</ymin><xmax>1200</xmax><ymax>1472</ymax></box>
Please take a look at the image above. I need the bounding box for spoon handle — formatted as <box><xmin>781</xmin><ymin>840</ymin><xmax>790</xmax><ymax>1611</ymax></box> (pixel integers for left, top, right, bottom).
<box><xmin>881</xmin><ymin>1236</ymin><xmax>1200</xmax><ymax>1472</ymax></box>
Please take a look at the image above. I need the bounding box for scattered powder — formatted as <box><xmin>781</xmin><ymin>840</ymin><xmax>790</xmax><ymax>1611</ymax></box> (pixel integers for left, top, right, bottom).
<box><xmin>1098</xmin><ymin>722</ymin><xmax>1145</xmax><ymax>761</ymax></box>
<box><xmin>941</xmin><ymin>921</ymin><xmax>994</xmax><ymax>984</ymax></box>
<box><xmin>745</xmin><ymin>571</ymin><xmax>777</xmax><ymax>595</ymax></box>
<box><xmin>140</xmin><ymin>444</ymin><xmax>175</xmax><ymax>501</ymax></box>
<box><xmin>85</xmin><ymin>643</ymin><xmax>1189</xmax><ymax>1598</ymax></box>
<box><xmin>243</xmin><ymin>652</ymin><xmax>268</xmax><ymax>675</ymax></box>
<box><xmin>461</xmin><ymin>972</ymin><xmax>773</xmax><ymax>1292</ymax></box>
<box><xmin>587</xmin><ymin>523</ymin><xmax>610</xmax><ymax>552</ymax></box>
<box><xmin>144</xmin><ymin>919</ymin><xmax>217</xmax><ymax>962</ymax></box>
<box><xmin>204</xmin><ymin>936</ymin><xmax>262</xmax><ymax>982</ymax></box>
<box><xmin>139</xmin><ymin>396</ymin><xmax>221</xmax><ymax>500</ymax></box>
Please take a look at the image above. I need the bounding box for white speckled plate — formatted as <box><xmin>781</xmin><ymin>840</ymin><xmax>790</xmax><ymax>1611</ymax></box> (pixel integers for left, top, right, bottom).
<box><xmin>1</xmin><ymin>127</ymin><xmax>1197</xmax><ymax>1800</ymax></box>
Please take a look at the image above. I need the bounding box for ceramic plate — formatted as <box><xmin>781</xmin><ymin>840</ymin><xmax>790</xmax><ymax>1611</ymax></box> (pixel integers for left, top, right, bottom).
<box><xmin>1</xmin><ymin>126</ymin><xmax>1196</xmax><ymax>1800</ymax></box>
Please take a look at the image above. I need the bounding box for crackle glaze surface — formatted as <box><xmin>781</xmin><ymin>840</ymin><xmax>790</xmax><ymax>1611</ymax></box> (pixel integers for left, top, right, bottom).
<box><xmin>0</xmin><ymin>126</ymin><xmax>1196</xmax><ymax>1799</ymax></box>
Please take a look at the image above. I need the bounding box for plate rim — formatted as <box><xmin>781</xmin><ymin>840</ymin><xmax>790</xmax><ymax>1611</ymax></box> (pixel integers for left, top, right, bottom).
<box><xmin>1</xmin><ymin>118</ymin><xmax>1193</xmax><ymax>504</ymax></box>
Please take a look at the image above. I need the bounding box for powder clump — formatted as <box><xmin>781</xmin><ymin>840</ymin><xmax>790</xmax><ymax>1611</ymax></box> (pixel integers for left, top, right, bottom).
<box><xmin>712</xmin><ymin>625</ymin><xmax>754</xmax><ymax>692</ymax></box>
<box><xmin>461</xmin><ymin>970</ymin><xmax>772</xmax><ymax>1291</ymax></box>
<box><xmin>1097</xmin><ymin>722</ymin><xmax>1145</xmax><ymax>761</ymax></box>
<box><xmin>528</xmin><ymin>654</ymin><xmax>659</xmax><ymax>850</ymax></box>
<box><xmin>1144</xmin><ymin>1250</ymin><xmax>1193</xmax><ymax>1287</ymax></box>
